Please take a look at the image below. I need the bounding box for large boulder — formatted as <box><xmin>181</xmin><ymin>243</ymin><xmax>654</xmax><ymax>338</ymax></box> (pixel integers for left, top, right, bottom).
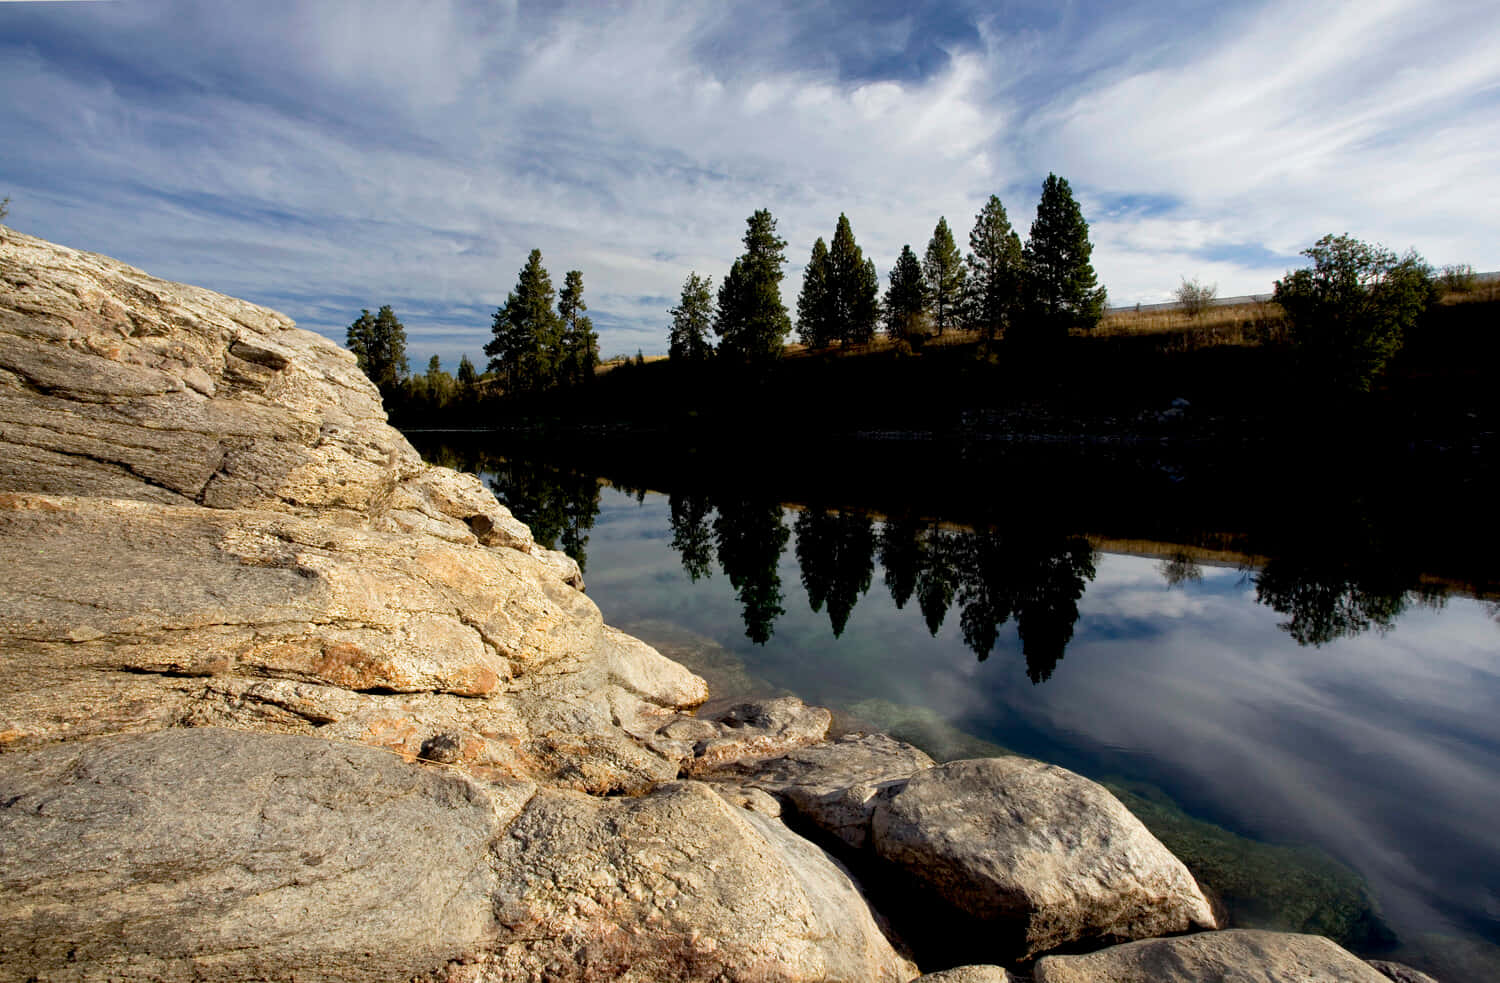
<box><xmin>0</xmin><ymin>728</ymin><xmax>524</xmax><ymax>982</ymax></box>
<box><xmin>1031</xmin><ymin>929</ymin><xmax>1392</xmax><ymax>982</ymax></box>
<box><xmin>0</xmin><ymin>729</ymin><xmax>920</xmax><ymax>983</ymax></box>
<box><xmin>444</xmin><ymin>780</ymin><xmax>919</xmax><ymax>983</ymax></box>
<box><xmin>871</xmin><ymin>757</ymin><xmax>1217</xmax><ymax>959</ymax></box>
<box><xmin>0</xmin><ymin>229</ymin><xmax>707</xmax><ymax>793</ymax></box>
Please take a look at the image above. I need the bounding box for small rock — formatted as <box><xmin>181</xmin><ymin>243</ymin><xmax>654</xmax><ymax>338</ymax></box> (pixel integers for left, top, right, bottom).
<box><xmin>914</xmin><ymin>967</ymin><xmax>1009</xmax><ymax>983</ymax></box>
<box><xmin>1032</xmin><ymin>929</ymin><xmax>1390</xmax><ymax>982</ymax></box>
<box><xmin>1368</xmin><ymin>959</ymin><xmax>1442</xmax><ymax>983</ymax></box>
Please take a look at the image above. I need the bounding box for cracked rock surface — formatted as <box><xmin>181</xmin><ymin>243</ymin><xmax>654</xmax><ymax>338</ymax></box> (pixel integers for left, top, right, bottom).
<box><xmin>0</xmin><ymin>230</ymin><xmax>916</xmax><ymax>982</ymax></box>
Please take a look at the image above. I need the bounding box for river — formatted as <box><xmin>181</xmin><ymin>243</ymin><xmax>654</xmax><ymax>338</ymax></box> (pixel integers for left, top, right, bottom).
<box><xmin>412</xmin><ymin>432</ymin><xmax>1500</xmax><ymax>982</ymax></box>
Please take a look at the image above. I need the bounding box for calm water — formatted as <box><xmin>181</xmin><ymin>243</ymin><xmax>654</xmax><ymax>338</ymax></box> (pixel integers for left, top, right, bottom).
<box><xmin>414</xmin><ymin>435</ymin><xmax>1500</xmax><ymax>980</ymax></box>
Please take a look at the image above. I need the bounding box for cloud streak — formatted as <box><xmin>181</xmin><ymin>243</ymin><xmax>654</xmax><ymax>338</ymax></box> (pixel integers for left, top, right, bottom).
<box><xmin>1</xmin><ymin>0</ymin><xmax>1496</xmax><ymax>367</ymax></box>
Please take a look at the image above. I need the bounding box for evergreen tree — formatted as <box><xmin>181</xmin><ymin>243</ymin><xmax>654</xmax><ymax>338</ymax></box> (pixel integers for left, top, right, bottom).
<box><xmin>1021</xmin><ymin>173</ymin><xmax>1106</xmax><ymax>343</ymax></box>
<box><xmin>796</xmin><ymin>237</ymin><xmax>833</xmax><ymax>348</ymax></box>
<box><xmin>922</xmin><ymin>217</ymin><xmax>966</xmax><ymax>335</ymax></box>
<box><xmin>345</xmin><ymin>304</ymin><xmax>409</xmax><ymax>400</ymax></box>
<box><xmin>964</xmin><ymin>195</ymin><xmax>1024</xmax><ymax>342</ymax></box>
<box><xmin>423</xmin><ymin>354</ymin><xmax>453</xmax><ymax>407</ymax></box>
<box><xmin>485</xmin><ymin>249</ymin><xmax>562</xmax><ymax>393</ymax></box>
<box><xmin>715</xmin><ymin>209</ymin><xmax>791</xmax><ymax>363</ymax></box>
<box><xmin>828</xmin><ymin>214</ymin><xmax>879</xmax><ymax>346</ymax></box>
<box><xmin>557</xmin><ymin>270</ymin><xmax>599</xmax><ymax>387</ymax></box>
<box><xmin>669</xmin><ymin>272</ymin><xmax>716</xmax><ymax>361</ymax></box>
<box><xmin>883</xmin><ymin>245</ymin><xmax>926</xmax><ymax>340</ymax></box>
<box><xmin>456</xmin><ymin>354</ymin><xmax>477</xmax><ymax>388</ymax></box>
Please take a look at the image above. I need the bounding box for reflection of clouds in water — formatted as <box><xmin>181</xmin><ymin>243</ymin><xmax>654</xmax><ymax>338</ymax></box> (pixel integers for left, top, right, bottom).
<box><xmin>1040</xmin><ymin>554</ymin><xmax>1500</xmax><ymax>939</ymax></box>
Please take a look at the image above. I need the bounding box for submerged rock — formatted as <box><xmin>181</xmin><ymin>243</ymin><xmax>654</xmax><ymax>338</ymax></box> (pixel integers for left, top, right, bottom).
<box><xmin>871</xmin><ymin>757</ymin><xmax>1217</xmax><ymax>959</ymax></box>
<box><xmin>1031</xmin><ymin>929</ymin><xmax>1392</xmax><ymax>982</ymax></box>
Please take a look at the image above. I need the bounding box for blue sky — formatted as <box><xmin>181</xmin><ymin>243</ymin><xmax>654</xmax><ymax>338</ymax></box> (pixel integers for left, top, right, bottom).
<box><xmin>3</xmin><ymin>0</ymin><xmax>1497</xmax><ymax>368</ymax></box>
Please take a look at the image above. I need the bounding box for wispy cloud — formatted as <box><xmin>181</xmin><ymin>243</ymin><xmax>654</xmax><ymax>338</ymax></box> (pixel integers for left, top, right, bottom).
<box><xmin>1</xmin><ymin>0</ymin><xmax>1496</xmax><ymax>366</ymax></box>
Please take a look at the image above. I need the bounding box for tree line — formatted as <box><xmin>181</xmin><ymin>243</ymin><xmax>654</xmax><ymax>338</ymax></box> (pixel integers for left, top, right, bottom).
<box><xmin>670</xmin><ymin>172</ymin><xmax>1106</xmax><ymax>363</ymax></box>
<box><xmin>343</xmin><ymin>249</ymin><xmax>599</xmax><ymax>414</ymax></box>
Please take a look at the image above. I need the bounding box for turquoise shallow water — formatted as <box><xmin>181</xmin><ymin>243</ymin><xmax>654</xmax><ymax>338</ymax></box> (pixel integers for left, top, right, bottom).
<box><xmin>416</xmin><ymin>436</ymin><xmax>1500</xmax><ymax>981</ymax></box>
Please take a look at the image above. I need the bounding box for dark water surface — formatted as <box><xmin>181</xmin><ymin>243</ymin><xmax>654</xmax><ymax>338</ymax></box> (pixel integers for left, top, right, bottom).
<box><xmin>413</xmin><ymin>434</ymin><xmax>1500</xmax><ymax>980</ymax></box>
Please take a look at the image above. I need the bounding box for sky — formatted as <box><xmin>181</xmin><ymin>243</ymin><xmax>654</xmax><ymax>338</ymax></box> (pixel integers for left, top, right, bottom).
<box><xmin>2</xmin><ymin>0</ymin><xmax>1497</xmax><ymax>367</ymax></box>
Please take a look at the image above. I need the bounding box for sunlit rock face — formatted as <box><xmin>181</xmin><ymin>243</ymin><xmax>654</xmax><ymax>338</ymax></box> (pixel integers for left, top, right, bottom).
<box><xmin>0</xmin><ymin>231</ymin><xmax>920</xmax><ymax>982</ymax></box>
<box><xmin>1031</xmin><ymin>929</ymin><xmax>1393</xmax><ymax>983</ymax></box>
<box><xmin>869</xmin><ymin>757</ymin><xmax>1218</xmax><ymax>960</ymax></box>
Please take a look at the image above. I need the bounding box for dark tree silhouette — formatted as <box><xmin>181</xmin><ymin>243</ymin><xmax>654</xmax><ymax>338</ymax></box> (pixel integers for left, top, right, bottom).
<box><xmin>713</xmin><ymin>497</ymin><xmax>790</xmax><ymax>644</ymax></box>
<box><xmin>669</xmin><ymin>491</ymin><xmax>717</xmax><ymax>582</ymax></box>
<box><xmin>794</xmin><ymin>508</ymin><xmax>876</xmax><ymax>637</ymax></box>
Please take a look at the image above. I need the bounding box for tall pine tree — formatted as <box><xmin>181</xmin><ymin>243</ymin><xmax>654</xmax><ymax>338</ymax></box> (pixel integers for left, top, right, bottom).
<box><xmin>796</xmin><ymin>237</ymin><xmax>833</xmax><ymax>348</ymax></box>
<box><xmin>828</xmin><ymin>213</ymin><xmax>880</xmax><ymax>346</ymax></box>
<box><xmin>715</xmin><ymin>209</ymin><xmax>791</xmax><ymax>363</ymax></box>
<box><xmin>557</xmin><ymin>270</ymin><xmax>598</xmax><ymax>386</ymax></box>
<box><xmin>669</xmin><ymin>272</ymin><xmax>716</xmax><ymax>361</ymax></box>
<box><xmin>1021</xmin><ymin>173</ymin><xmax>1106</xmax><ymax>343</ymax></box>
<box><xmin>964</xmin><ymin>195</ymin><xmax>1024</xmax><ymax>343</ymax></box>
<box><xmin>485</xmin><ymin>249</ymin><xmax>562</xmax><ymax>393</ymax></box>
<box><xmin>883</xmin><ymin>245</ymin><xmax>926</xmax><ymax>340</ymax></box>
<box><xmin>345</xmin><ymin>305</ymin><xmax>409</xmax><ymax>401</ymax></box>
<box><xmin>923</xmin><ymin>217</ymin><xmax>966</xmax><ymax>336</ymax></box>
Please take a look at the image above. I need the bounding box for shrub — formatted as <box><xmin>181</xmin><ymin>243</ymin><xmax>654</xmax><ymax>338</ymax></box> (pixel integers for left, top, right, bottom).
<box><xmin>1440</xmin><ymin>263</ymin><xmax>1477</xmax><ymax>293</ymax></box>
<box><xmin>1176</xmin><ymin>276</ymin><xmax>1218</xmax><ymax>318</ymax></box>
<box><xmin>1273</xmin><ymin>234</ymin><xmax>1437</xmax><ymax>392</ymax></box>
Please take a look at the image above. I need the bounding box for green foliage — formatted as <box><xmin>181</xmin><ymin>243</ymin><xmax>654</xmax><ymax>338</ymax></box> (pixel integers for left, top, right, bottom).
<box><xmin>715</xmin><ymin>209</ymin><xmax>791</xmax><ymax>363</ymax></box>
<box><xmin>485</xmin><ymin>249</ymin><xmax>568</xmax><ymax>394</ymax></box>
<box><xmin>963</xmin><ymin>195</ymin><xmax>1024</xmax><ymax>343</ymax></box>
<box><xmin>796</xmin><ymin>237</ymin><xmax>834</xmax><ymax>348</ymax></box>
<box><xmin>922</xmin><ymin>216</ymin><xmax>966</xmax><ymax>335</ymax></box>
<box><xmin>557</xmin><ymin>269</ymin><xmax>599</xmax><ymax>387</ymax></box>
<box><xmin>345</xmin><ymin>305</ymin><xmax>409</xmax><ymax>400</ymax></box>
<box><xmin>1021</xmin><ymin>173</ymin><xmax>1106</xmax><ymax>342</ymax></box>
<box><xmin>829</xmin><ymin>214</ymin><xmax>880</xmax><ymax>346</ymax></box>
<box><xmin>884</xmin><ymin>245</ymin><xmax>927</xmax><ymax>340</ymax></box>
<box><xmin>669</xmin><ymin>271</ymin><xmax>716</xmax><ymax>361</ymax></box>
<box><xmin>456</xmin><ymin>354</ymin><xmax>477</xmax><ymax>388</ymax></box>
<box><xmin>798</xmin><ymin>216</ymin><xmax>881</xmax><ymax>348</ymax></box>
<box><xmin>1273</xmin><ymin>234</ymin><xmax>1437</xmax><ymax>392</ymax></box>
<box><xmin>1176</xmin><ymin>276</ymin><xmax>1218</xmax><ymax>318</ymax></box>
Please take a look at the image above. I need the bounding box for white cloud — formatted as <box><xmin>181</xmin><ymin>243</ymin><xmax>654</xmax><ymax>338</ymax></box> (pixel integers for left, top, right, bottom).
<box><xmin>2</xmin><ymin>0</ymin><xmax>1496</xmax><ymax>365</ymax></box>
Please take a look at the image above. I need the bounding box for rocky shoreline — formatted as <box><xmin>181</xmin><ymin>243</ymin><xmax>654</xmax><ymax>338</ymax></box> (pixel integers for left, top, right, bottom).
<box><xmin>0</xmin><ymin>228</ymin><xmax>1436</xmax><ymax>981</ymax></box>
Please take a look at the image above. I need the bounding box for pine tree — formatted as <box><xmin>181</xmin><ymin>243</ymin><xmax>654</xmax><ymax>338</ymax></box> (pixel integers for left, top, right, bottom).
<box><xmin>715</xmin><ymin>209</ymin><xmax>791</xmax><ymax>363</ymax></box>
<box><xmin>669</xmin><ymin>272</ymin><xmax>716</xmax><ymax>361</ymax></box>
<box><xmin>828</xmin><ymin>214</ymin><xmax>879</xmax><ymax>346</ymax></box>
<box><xmin>1021</xmin><ymin>173</ymin><xmax>1106</xmax><ymax>343</ymax></box>
<box><xmin>557</xmin><ymin>270</ymin><xmax>598</xmax><ymax>386</ymax></box>
<box><xmin>485</xmin><ymin>249</ymin><xmax>562</xmax><ymax>393</ymax></box>
<box><xmin>345</xmin><ymin>305</ymin><xmax>408</xmax><ymax>400</ymax></box>
<box><xmin>964</xmin><ymin>195</ymin><xmax>1024</xmax><ymax>343</ymax></box>
<box><xmin>883</xmin><ymin>245</ymin><xmax>926</xmax><ymax>340</ymax></box>
<box><xmin>923</xmin><ymin>217</ymin><xmax>966</xmax><ymax>336</ymax></box>
<box><xmin>456</xmin><ymin>354</ymin><xmax>477</xmax><ymax>388</ymax></box>
<box><xmin>796</xmin><ymin>238</ymin><xmax>833</xmax><ymax>348</ymax></box>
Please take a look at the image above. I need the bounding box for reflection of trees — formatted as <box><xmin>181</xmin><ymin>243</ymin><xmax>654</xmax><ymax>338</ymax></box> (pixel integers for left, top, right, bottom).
<box><xmin>794</xmin><ymin>508</ymin><xmax>875</xmax><ymax>637</ymax></box>
<box><xmin>713</xmin><ymin>498</ymin><xmax>791</xmax><ymax>645</ymax></box>
<box><xmin>484</xmin><ymin>460</ymin><xmax>601</xmax><ymax>571</ymax></box>
<box><xmin>877</xmin><ymin>515</ymin><xmax>925</xmax><ymax>609</ymax></box>
<box><xmin>1251</xmin><ymin>504</ymin><xmax>1447</xmax><ymax>647</ymax></box>
<box><xmin>669</xmin><ymin>492</ymin><xmax>716</xmax><ymax>582</ymax></box>
<box><xmin>1254</xmin><ymin>555</ymin><xmax>1444</xmax><ymax>647</ymax></box>
<box><xmin>1158</xmin><ymin>550</ymin><xmax>1203</xmax><ymax>587</ymax></box>
<box><xmin>949</xmin><ymin>529</ymin><xmax>1097</xmax><ymax>683</ymax></box>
